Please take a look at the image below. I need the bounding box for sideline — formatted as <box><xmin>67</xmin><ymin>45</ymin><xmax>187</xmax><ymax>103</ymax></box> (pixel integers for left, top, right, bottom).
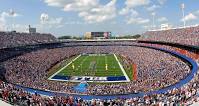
<box><xmin>114</xmin><ymin>54</ymin><xmax>130</xmax><ymax>82</ymax></box>
<box><xmin>48</xmin><ymin>54</ymin><xmax>81</xmax><ymax>80</ymax></box>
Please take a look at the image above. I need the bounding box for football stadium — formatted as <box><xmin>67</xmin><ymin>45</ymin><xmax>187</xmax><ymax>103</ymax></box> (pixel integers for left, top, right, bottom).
<box><xmin>0</xmin><ymin>0</ymin><xmax>199</xmax><ymax>106</ymax></box>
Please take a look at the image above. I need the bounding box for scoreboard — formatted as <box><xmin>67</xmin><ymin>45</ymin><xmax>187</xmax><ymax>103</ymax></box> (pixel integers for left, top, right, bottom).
<box><xmin>85</xmin><ymin>32</ymin><xmax>111</xmax><ymax>39</ymax></box>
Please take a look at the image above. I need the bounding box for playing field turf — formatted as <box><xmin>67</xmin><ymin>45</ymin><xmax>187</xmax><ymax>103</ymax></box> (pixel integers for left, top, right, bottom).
<box><xmin>56</xmin><ymin>54</ymin><xmax>124</xmax><ymax>77</ymax></box>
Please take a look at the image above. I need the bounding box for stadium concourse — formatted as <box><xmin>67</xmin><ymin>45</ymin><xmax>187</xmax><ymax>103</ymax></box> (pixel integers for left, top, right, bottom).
<box><xmin>0</xmin><ymin>25</ymin><xmax>199</xmax><ymax>105</ymax></box>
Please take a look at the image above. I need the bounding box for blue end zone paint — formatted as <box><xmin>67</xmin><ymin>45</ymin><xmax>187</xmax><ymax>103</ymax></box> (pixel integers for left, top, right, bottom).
<box><xmin>107</xmin><ymin>76</ymin><xmax>126</xmax><ymax>81</ymax></box>
<box><xmin>14</xmin><ymin>46</ymin><xmax>199</xmax><ymax>100</ymax></box>
<box><xmin>51</xmin><ymin>75</ymin><xmax>70</xmax><ymax>80</ymax></box>
<box><xmin>51</xmin><ymin>75</ymin><xmax>126</xmax><ymax>81</ymax></box>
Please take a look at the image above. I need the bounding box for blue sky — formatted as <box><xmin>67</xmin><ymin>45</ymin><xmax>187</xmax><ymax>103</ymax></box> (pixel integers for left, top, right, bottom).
<box><xmin>0</xmin><ymin>0</ymin><xmax>199</xmax><ymax>37</ymax></box>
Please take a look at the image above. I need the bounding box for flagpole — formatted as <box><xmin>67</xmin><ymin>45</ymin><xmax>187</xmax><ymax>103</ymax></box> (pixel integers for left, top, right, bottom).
<box><xmin>9</xmin><ymin>9</ymin><xmax>15</xmax><ymax>31</ymax></box>
<box><xmin>181</xmin><ymin>3</ymin><xmax>186</xmax><ymax>28</ymax></box>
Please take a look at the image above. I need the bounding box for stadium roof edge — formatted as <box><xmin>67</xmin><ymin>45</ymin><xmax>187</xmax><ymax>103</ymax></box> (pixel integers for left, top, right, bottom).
<box><xmin>147</xmin><ymin>24</ymin><xmax>199</xmax><ymax>32</ymax></box>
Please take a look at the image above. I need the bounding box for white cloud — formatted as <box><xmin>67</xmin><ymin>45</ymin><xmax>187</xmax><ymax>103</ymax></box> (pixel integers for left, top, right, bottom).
<box><xmin>43</xmin><ymin>0</ymin><xmax>116</xmax><ymax>23</ymax></box>
<box><xmin>119</xmin><ymin>0</ymin><xmax>150</xmax><ymax>25</ymax></box>
<box><xmin>78</xmin><ymin>0</ymin><xmax>117</xmax><ymax>23</ymax></box>
<box><xmin>119</xmin><ymin>8</ymin><xmax>138</xmax><ymax>16</ymax></box>
<box><xmin>142</xmin><ymin>25</ymin><xmax>151</xmax><ymax>29</ymax></box>
<box><xmin>63</xmin><ymin>0</ymin><xmax>99</xmax><ymax>11</ymax></box>
<box><xmin>119</xmin><ymin>0</ymin><xmax>150</xmax><ymax>23</ymax></box>
<box><xmin>44</xmin><ymin>0</ymin><xmax>99</xmax><ymax>11</ymax></box>
<box><xmin>125</xmin><ymin>0</ymin><xmax>150</xmax><ymax>8</ymax></box>
<box><xmin>40</xmin><ymin>13</ymin><xmax>63</xmax><ymax>28</ymax></box>
<box><xmin>157</xmin><ymin>0</ymin><xmax>167</xmax><ymax>5</ymax></box>
<box><xmin>44</xmin><ymin>0</ymin><xmax>73</xmax><ymax>7</ymax></box>
<box><xmin>0</xmin><ymin>17</ymin><xmax>6</xmax><ymax>31</ymax></box>
<box><xmin>195</xmin><ymin>10</ymin><xmax>199</xmax><ymax>15</ymax></box>
<box><xmin>127</xmin><ymin>17</ymin><xmax>149</xmax><ymax>24</ymax></box>
<box><xmin>119</xmin><ymin>8</ymin><xmax>130</xmax><ymax>15</ymax></box>
<box><xmin>65</xmin><ymin>21</ymin><xmax>85</xmax><ymax>25</ymax></box>
<box><xmin>49</xmin><ymin>17</ymin><xmax>63</xmax><ymax>25</ymax></box>
<box><xmin>1</xmin><ymin>10</ymin><xmax>21</xmax><ymax>18</ymax></box>
<box><xmin>130</xmin><ymin>9</ymin><xmax>139</xmax><ymax>17</ymax></box>
<box><xmin>13</xmin><ymin>24</ymin><xmax>29</xmax><ymax>32</ymax></box>
<box><xmin>40</xmin><ymin>13</ymin><xmax>63</xmax><ymax>25</ymax></box>
<box><xmin>0</xmin><ymin>10</ymin><xmax>20</xmax><ymax>31</ymax></box>
<box><xmin>151</xmin><ymin>12</ymin><xmax>156</xmax><ymax>16</ymax></box>
<box><xmin>158</xmin><ymin>17</ymin><xmax>168</xmax><ymax>22</ymax></box>
<box><xmin>182</xmin><ymin>13</ymin><xmax>197</xmax><ymax>21</ymax></box>
<box><xmin>0</xmin><ymin>13</ymin><xmax>6</xmax><ymax>30</ymax></box>
<box><xmin>146</xmin><ymin>5</ymin><xmax>160</xmax><ymax>11</ymax></box>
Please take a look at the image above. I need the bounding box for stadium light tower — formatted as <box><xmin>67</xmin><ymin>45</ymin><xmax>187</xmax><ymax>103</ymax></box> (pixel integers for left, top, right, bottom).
<box><xmin>181</xmin><ymin>3</ymin><xmax>186</xmax><ymax>28</ymax></box>
<box><xmin>9</xmin><ymin>9</ymin><xmax>15</xmax><ymax>31</ymax></box>
<box><xmin>151</xmin><ymin>12</ymin><xmax>156</xmax><ymax>30</ymax></box>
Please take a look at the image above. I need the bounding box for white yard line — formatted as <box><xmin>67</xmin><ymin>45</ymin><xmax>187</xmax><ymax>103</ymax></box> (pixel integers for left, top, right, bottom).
<box><xmin>48</xmin><ymin>54</ymin><xmax>82</xmax><ymax>80</ymax></box>
<box><xmin>80</xmin><ymin>55</ymin><xmax>89</xmax><ymax>73</ymax></box>
<box><xmin>105</xmin><ymin>55</ymin><xmax>107</xmax><ymax>64</ymax></box>
<box><xmin>80</xmin><ymin>55</ymin><xmax>89</xmax><ymax>65</ymax></box>
<box><xmin>96</xmin><ymin>55</ymin><xmax>100</xmax><ymax>71</ymax></box>
<box><xmin>113</xmin><ymin>54</ymin><xmax>130</xmax><ymax>82</ymax></box>
<box><xmin>105</xmin><ymin>55</ymin><xmax>107</xmax><ymax>71</ymax></box>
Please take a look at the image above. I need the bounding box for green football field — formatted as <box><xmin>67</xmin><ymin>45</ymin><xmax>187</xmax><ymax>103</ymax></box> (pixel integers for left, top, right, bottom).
<box><xmin>56</xmin><ymin>54</ymin><xmax>125</xmax><ymax>77</ymax></box>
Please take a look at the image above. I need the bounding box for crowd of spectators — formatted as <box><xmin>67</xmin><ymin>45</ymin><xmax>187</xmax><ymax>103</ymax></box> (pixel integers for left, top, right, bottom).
<box><xmin>138</xmin><ymin>43</ymin><xmax>199</xmax><ymax>61</ymax></box>
<box><xmin>0</xmin><ymin>30</ymin><xmax>199</xmax><ymax>105</ymax></box>
<box><xmin>2</xmin><ymin>45</ymin><xmax>191</xmax><ymax>95</ymax></box>
<box><xmin>3</xmin><ymin>47</ymin><xmax>83</xmax><ymax>94</ymax></box>
<box><xmin>83</xmin><ymin>46</ymin><xmax>190</xmax><ymax>95</ymax></box>
<box><xmin>142</xmin><ymin>25</ymin><xmax>199</xmax><ymax>46</ymax></box>
<box><xmin>0</xmin><ymin>70</ymin><xmax>199</xmax><ymax>105</ymax></box>
<box><xmin>0</xmin><ymin>31</ymin><xmax>57</xmax><ymax>49</ymax></box>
